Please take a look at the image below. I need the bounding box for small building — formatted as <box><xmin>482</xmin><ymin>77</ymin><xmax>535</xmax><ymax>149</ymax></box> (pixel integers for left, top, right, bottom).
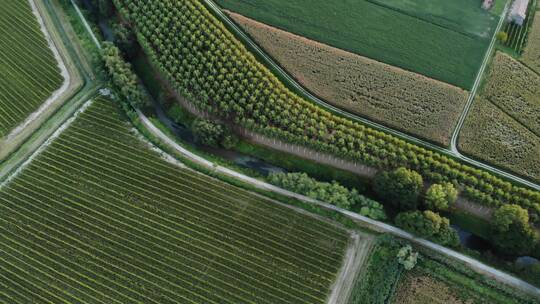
<box><xmin>508</xmin><ymin>0</ymin><xmax>530</xmax><ymax>26</ymax></box>
<box><xmin>482</xmin><ymin>0</ymin><xmax>494</xmax><ymax>10</ymax></box>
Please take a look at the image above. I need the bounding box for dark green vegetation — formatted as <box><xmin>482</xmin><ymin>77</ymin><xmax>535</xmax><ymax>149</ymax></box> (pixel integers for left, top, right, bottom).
<box><xmin>503</xmin><ymin>0</ymin><xmax>537</xmax><ymax>54</ymax></box>
<box><xmin>395</xmin><ymin>211</ymin><xmax>459</xmax><ymax>247</ymax></box>
<box><xmin>268</xmin><ymin>172</ymin><xmax>386</xmax><ymax>220</ymax></box>
<box><xmin>216</xmin><ymin>0</ymin><xmax>497</xmax><ymax>88</ymax></box>
<box><xmin>0</xmin><ymin>97</ymin><xmax>350</xmax><ymax>303</ymax></box>
<box><xmin>111</xmin><ymin>0</ymin><xmax>540</xmax><ymax>223</ymax></box>
<box><xmin>424</xmin><ymin>183</ymin><xmax>458</xmax><ymax>211</ymax></box>
<box><xmin>491</xmin><ymin>204</ymin><xmax>538</xmax><ymax>255</ymax></box>
<box><xmin>459</xmin><ymin>52</ymin><xmax>540</xmax><ymax>182</ymax></box>
<box><xmin>348</xmin><ymin>236</ymin><xmax>539</xmax><ymax>304</ymax></box>
<box><xmin>348</xmin><ymin>236</ymin><xmax>402</xmax><ymax>304</ymax></box>
<box><xmin>374</xmin><ymin>167</ymin><xmax>423</xmax><ymax>211</ymax></box>
<box><xmin>0</xmin><ymin>0</ymin><xmax>64</xmax><ymax>137</ymax></box>
<box><xmin>191</xmin><ymin>118</ymin><xmax>238</xmax><ymax>149</ymax></box>
<box><xmin>102</xmin><ymin>43</ymin><xmax>146</xmax><ymax>108</ymax></box>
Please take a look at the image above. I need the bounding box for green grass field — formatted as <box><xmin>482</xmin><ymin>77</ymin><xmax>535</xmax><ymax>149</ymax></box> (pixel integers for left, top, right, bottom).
<box><xmin>0</xmin><ymin>0</ymin><xmax>64</xmax><ymax>138</ymax></box>
<box><xmin>216</xmin><ymin>0</ymin><xmax>500</xmax><ymax>89</ymax></box>
<box><xmin>0</xmin><ymin>97</ymin><xmax>350</xmax><ymax>303</ymax></box>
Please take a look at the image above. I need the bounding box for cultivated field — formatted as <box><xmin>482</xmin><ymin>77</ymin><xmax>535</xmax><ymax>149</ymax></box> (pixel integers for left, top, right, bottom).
<box><xmin>482</xmin><ymin>53</ymin><xmax>540</xmax><ymax>136</ymax></box>
<box><xmin>459</xmin><ymin>97</ymin><xmax>540</xmax><ymax>182</ymax></box>
<box><xmin>0</xmin><ymin>97</ymin><xmax>350</xmax><ymax>303</ymax></box>
<box><xmin>369</xmin><ymin>0</ymin><xmax>499</xmax><ymax>38</ymax></box>
<box><xmin>459</xmin><ymin>53</ymin><xmax>540</xmax><ymax>181</ymax></box>
<box><xmin>228</xmin><ymin>12</ymin><xmax>468</xmax><ymax>145</ymax></box>
<box><xmin>523</xmin><ymin>11</ymin><xmax>540</xmax><ymax>73</ymax></box>
<box><xmin>348</xmin><ymin>236</ymin><xmax>537</xmax><ymax>304</ymax></box>
<box><xmin>0</xmin><ymin>0</ymin><xmax>64</xmax><ymax>138</ymax></box>
<box><xmin>216</xmin><ymin>0</ymin><xmax>497</xmax><ymax>88</ymax></box>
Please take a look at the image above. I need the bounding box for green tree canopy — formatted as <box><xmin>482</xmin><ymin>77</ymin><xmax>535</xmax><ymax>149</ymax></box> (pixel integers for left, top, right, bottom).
<box><xmin>424</xmin><ymin>182</ymin><xmax>458</xmax><ymax>211</ymax></box>
<box><xmin>491</xmin><ymin>204</ymin><xmax>538</xmax><ymax>255</ymax></box>
<box><xmin>395</xmin><ymin>210</ymin><xmax>459</xmax><ymax>247</ymax></box>
<box><xmin>374</xmin><ymin>167</ymin><xmax>423</xmax><ymax>211</ymax></box>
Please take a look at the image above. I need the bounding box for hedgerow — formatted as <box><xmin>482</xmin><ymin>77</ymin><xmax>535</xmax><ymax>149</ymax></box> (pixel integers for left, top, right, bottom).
<box><xmin>111</xmin><ymin>0</ymin><xmax>540</xmax><ymax>218</ymax></box>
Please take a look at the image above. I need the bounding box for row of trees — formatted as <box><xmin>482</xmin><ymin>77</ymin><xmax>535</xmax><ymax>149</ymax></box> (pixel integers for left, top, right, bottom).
<box><xmin>101</xmin><ymin>42</ymin><xmax>146</xmax><ymax>108</ymax></box>
<box><xmin>191</xmin><ymin>119</ymin><xmax>238</xmax><ymax>149</ymax></box>
<box><xmin>111</xmin><ymin>0</ymin><xmax>540</xmax><ymax>219</ymax></box>
<box><xmin>373</xmin><ymin>167</ymin><xmax>538</xmax><ymax>254</ymax></box>
<box><xmin>268</xmin><ymin>172</ymin><xmax>387</xmax><ymax>220</ymax></box>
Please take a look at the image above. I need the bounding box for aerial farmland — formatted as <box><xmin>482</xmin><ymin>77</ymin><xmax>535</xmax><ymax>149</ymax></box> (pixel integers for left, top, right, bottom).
<box><xmin>0</xmin><ymin>0</ymin><xmax>538</xmax><ymax>303</ymax></box>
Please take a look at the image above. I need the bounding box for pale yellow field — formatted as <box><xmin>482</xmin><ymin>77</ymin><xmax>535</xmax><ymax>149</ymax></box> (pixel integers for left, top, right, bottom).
<box><xmin>227</xmin><ymin>11</ymin><xmax>469</xmax><ymax>146</ymax></box>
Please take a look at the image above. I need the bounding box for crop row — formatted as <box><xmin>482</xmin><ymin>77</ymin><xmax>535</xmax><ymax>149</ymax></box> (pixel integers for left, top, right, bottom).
<box><xmin>458</xmin><ymin>53</ymin><xmax>540</xmax><ymax>182</ymax></box>
<box><xmin>75</xmin><ymin>100</ymin><xmax>347</xmax><ymax>240</ymax></box>
<box><xmin>0</xmin><ymin>97</ymin><xmax>347</xmax><ymax>303</ymax></box>
<box><xmin>112</xmin><ymin>0</ymin><xmax>540</xmax><ymax>217</ymax></box>
<box><xmin>523</xmin><ymin>11</ymin><xmax>540</xmax><ymax>74</ymax></box>
<box><xmin>0</xmin><ymin>0</ymin><xmax>63</xmax><ymax>137</ymax></box>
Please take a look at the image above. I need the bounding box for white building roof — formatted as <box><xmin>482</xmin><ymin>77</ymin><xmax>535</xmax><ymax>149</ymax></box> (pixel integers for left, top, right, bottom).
<box><xmin>510</xmin><ymin>0</ymin><xmax>529</xmax><ymax>20</ymax></box>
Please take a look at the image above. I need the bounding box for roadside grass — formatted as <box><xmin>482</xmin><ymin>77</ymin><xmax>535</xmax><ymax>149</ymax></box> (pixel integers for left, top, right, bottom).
<box><xmin>482</xmin><ymin>53</ymin><xmax>540</xmax><ymax>136</ymax></box>
<box><xmin>0</xmin><ymin>97</ymin><xmax>350</xmax><ymax>303</ymax></box>
<box><xmin>0</xmin><ymin>0</ymin><xmax>64</xmax><ymax>138</ymax></box>
<box><xmin>227</xmin><ymin>12</ymin><xmax>468</xmax><ymax>146</ymax></box>
<box><xmin>216</xmin><ymin>0</ymin><xmax>495</xmax><ymax>89</ymax></box>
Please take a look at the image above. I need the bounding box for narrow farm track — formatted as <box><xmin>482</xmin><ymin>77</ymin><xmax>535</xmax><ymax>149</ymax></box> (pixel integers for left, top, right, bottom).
<box><xmin>0</xmin><ymin>97</ymin><xmax>351</xmax><ymax>303</ymax></box>
<box><xmin>137</xmin><ymin>106</ymin><xmax>540</xmax><ymax>299</ymax></box>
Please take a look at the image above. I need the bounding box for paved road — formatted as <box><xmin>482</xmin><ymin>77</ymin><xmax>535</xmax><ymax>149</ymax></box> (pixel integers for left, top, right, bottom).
<box><xmin>202</xmin><ymin>0</ymin><xmax>540</xmax><ymax>191</ymax></box>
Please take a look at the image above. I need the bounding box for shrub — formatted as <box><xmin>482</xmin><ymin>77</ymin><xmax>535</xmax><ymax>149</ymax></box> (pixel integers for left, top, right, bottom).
<box><xmin>101</xmin><ymin>42</ymin><xmax>146</xmax><ymax>108</ymax></box>
<box><xmin>397</xmin><ymin>245</ymin><xmax>418</xmax><ymax>270</ymax></box>
<box><xmin>496</xmin><ymin>31</ymin><xmax>508</xmax><ymax>43</ymax></box>
<box><xmin>491</xmin><ymin>204</ymin><xmax>538</xmax><ymax>255</ymax></box>
<box><xmin>191</xmin><ymin>119</ymin><xmax>224</xmax><ymax>147</ymax></box>
<box><xmin>374</xmin><ymin>167</ymin><xmax>423</xmax><ymax>211</ymax></box>
<box><xmin>268</xmin><ymin>172</ymin><xmax>387</xmax><ymax>219</ymax></box>
<box><xmin>395</xmin><ymin>210</ymin><xmax>459</xmax><ymax>247</ymax></box>
<box><xmin>424</xmin><ymin>182</ymin><xmax>458</xmax><ymax>211</ymax></box>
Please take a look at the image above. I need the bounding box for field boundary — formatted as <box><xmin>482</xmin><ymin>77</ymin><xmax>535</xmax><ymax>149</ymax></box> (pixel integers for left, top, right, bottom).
<box><xmin>327</xmin><ymin>232</ymin><xmax>375</xmax><ymax>304</ymax></box>
<box><xmin>204</xmin><ymin>0</ymin><xmax>540</xmax><ymax>191</ymax></box>
<box><xmin>136</xmin><ymin>108</ymin><xmax>540</xmax><ymax>298</ymax></box>
<box><xmin>450</xmin><ymin>1</ymin><xmax>510</xmax><ymax>153</ymax></box>
<box><xmin>0</xmin><ymin>0</ymin><xmax>84</xmax><ymax>161</ymax></box>
<box><xmin>5</xmin><ymin>0</ymin><xmax>72</xmax><ymax>141</ymax></box>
